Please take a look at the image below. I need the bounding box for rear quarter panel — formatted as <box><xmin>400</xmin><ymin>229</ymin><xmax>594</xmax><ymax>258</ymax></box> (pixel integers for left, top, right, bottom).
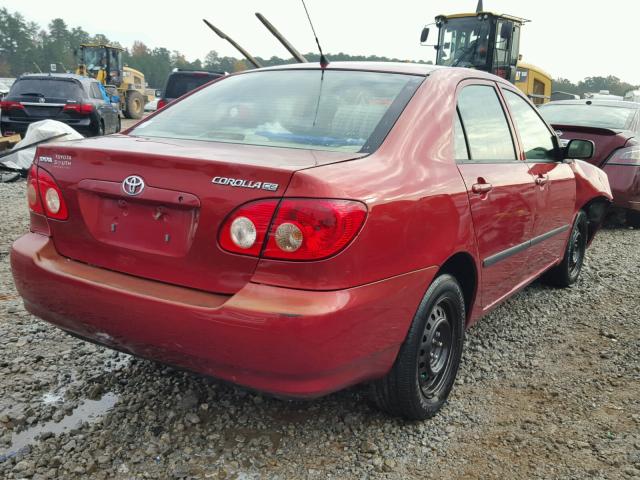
<box><xmin>251</xmin><ymin>69</ymin><xmax>481</xmax><ymax>292</ymax></box>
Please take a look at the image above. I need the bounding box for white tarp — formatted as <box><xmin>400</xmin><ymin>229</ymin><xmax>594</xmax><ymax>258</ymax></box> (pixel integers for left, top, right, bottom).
<box><xmin>1</xmin><ymin>120</ymin><xmax>83</xmax><ymax>170</ymax></box>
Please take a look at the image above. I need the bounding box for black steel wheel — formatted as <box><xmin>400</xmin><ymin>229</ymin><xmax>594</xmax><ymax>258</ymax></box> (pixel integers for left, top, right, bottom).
<box><xmin>370</xmin><ymin>274</ymin><xmax>465</xmax><ymax>420</ymax></box>
<box><xmin>543</xmin><ymin>210</ymin><xmax>588</xmax><ymax>287</ymax></box>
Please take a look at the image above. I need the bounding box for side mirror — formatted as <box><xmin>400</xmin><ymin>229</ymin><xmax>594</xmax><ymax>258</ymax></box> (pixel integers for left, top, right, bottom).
<box><xmin>564</xmin><ymin>139</ymin><xmax>594</xmax><ymax>160</ymax></box>
<box><xmin>420</xmin><ymin>27</ymin><xmax>430</xmax><ymax>44</ymax></box>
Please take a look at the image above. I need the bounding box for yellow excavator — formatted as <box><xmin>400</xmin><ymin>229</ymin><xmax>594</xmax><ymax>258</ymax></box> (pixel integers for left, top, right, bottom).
<box><xmin>421</xmin><ymin>1</ymin><xmax>552</xmax><ymax>104</ymax></box>
<box><xmin>75</xmin><ymin>44</ymin><xmax>147</xmax><ymax>118</ymax></box>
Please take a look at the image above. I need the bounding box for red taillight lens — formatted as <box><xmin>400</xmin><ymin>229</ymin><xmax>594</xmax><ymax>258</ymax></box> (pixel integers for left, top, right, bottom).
<box><xmin>263</xmin><ymin>199</ymin><xmax>367</xmax><ymax>260</ymax></box>
<box><xmin>0</xmin><ymin>100</ymin><xmax>24</xmax><ymax>110</ymax></box>
<box><xmin>607</xmin><ymin>146</ymin><xmax>640</xmax><ymax>166</ymax></box>
<box><xmin>157</xmin><ymin>99</ymin><xmax>167</xmax><ymax>109</ymax></box>
<box><xmin>218</xmin><ymin>198</ymin><xmax>367</xmax><ymax>260</ymax></box>
<box><xmin>63</xmin><ymin>103</ymin><xmax>94</xmax><ymax>115</ymax></box>
<box><xmin>27</xmin><ymin>165</ymin><xmax>44</xmax><ymax>214</ymax></box>
<box><xmin>219</xmin><ymin>199</ymin><xmax>279</xmax><ymax>256</ymax></box>
<box><xmin>35</xmin><ymin>167</ymin><xmax>68</xmax><ymax>220</ymax></box>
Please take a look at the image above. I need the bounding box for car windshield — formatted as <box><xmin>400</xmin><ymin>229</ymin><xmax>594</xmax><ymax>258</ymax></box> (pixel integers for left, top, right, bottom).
<box><xmin>539</xmin><ymin>103</ymin><xmax>637</xmax><ymax>130</ymax></box>
<box><xmin>132</xmin><ymin>69</ymin><xmax>423</xmax><ymax>153</ymax></box>
<box><xmin>11</xmin><ymin>78</ymin><xmax>82</xmax><ymax>100</ymax></box>
<box><xmin>164</xmin><ymin>74</ymin><xmax>221</xmax><ymax>99</ymax></box>
<box><xmin>437</xmin><ymin>17</ymin><xmax>491</xmax><ymax>68</ymax></box>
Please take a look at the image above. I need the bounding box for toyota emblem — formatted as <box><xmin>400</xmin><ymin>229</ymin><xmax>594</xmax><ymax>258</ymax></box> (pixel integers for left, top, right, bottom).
<box><xmin>122</xmin><ymin>175</ymin><xmax>145</xmax><ymax>196</ymax></box>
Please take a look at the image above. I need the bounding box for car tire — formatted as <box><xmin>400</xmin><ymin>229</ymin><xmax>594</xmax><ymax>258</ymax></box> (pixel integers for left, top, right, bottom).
<box><xmin>627</xmin><ymin>211</ymin><xmax>640</xmax><ymax>228</ymax></box>
<box><xmin>543</xmin><ymin>210</ymin><xmax>588</xmax><ymax>288</ymax></box>
<box><xmin>370</xmin><ymin>274</ymin><xmax>465</xmax><ymax>420</ymax></box>
<box><xmin>94</xmin><ymin>120</ymin><xmax>105</xmax><ymax>137</ymax></box>
<box><xmin>115</xmin><ymin>116</ymin><xmax>121</xmax><ymax>133</ymax></box>
<box><xmin>125</xmin><ymin>92</ymin><xmax>144</xmax><ymax>119</ymax></box>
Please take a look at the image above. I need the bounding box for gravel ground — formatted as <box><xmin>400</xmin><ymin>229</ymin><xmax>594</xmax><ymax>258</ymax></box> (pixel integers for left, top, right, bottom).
<box><xmin>0</xmin><ymin>181</ymin><xmax>639</xmax><ymax>479</ymax></box>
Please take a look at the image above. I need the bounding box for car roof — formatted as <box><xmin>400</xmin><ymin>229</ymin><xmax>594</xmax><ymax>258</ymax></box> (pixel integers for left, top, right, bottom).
<box><xmin>169</xmin><ymin>70</ymin><xmax>225</xmax><ymax>76</ymax></box>
<box><xmin>256</xmin><ymin>61</ymin><xmax>438</xmax><ymax>76</ymax></box>
<box><xmin>542</xmin><ymin>99</ymin><xmax>640</xmax><ymax>109</ymax></box>
<box><xmin>246</xmin><ymin>61</ymin><xmax>513</xmax><ymax>84</ymax></box>
<box><xmin>17</xmin><ymin>73</ymin><xmax>92</xmax><ymax>85</ymax></box>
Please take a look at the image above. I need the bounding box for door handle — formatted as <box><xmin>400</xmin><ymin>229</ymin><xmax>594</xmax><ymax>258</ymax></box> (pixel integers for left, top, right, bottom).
<box><xmin>471</xmin><ymin>182</ymin><xmax>493</xmax><ymax>194</ymax></box>
<box><xmin>535</xmin><ymin>174</ymin><xmax>549</xmax><ymax>186</ymax></box>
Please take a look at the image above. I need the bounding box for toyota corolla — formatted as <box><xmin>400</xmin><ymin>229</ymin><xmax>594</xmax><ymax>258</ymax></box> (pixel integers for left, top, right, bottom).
<box><xmin>11</xmin><ymin>63</ymin><xmax>612</xmax><ymax>419</ymax></box>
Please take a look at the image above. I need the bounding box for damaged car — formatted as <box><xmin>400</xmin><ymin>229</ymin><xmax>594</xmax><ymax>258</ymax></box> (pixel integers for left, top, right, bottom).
<box><xmin>11</xmin><ymin>62</ymin><xmax>611</xmax><ymax>419</ymax></box>
<box><xmin>540</xmin><ymin>99</ymin><xmax>640</xmax><ymax>226</ymax></box>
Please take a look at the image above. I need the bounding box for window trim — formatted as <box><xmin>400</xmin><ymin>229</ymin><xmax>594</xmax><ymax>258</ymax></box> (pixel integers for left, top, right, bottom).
<box><xmin>454</xmin><ymin>79</ymin><xmax>521</xmax><ymax>164</ymax></box>
<box><xmin>499</xmin><ymin>86</ymin><xmax>562</xmax><ymax>163</ymax></box>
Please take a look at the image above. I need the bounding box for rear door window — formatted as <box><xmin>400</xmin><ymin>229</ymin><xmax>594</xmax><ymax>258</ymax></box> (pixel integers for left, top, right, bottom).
<box><xmin>11</xmin><ymin>78</ymin><xmax>83</xmax><ymax>101</ymax></box>
<box><xmin>164</xmin><ymin>74</ymin><xmax>221</xmax><ymax>99</ymax></box>
<box><xmin>503</xmin><ymin>89</ymin><xmax>556</xmax><ymax>161</ymax></box>
<box><xmin>90</xmin><ymin>83</ymin><xmax>103</xmax><ymax>100</ymax></box>
<box><xmin>457</xmin><ymin>85</ymin><xmax>516</xmax><ymax>161</ymax></box>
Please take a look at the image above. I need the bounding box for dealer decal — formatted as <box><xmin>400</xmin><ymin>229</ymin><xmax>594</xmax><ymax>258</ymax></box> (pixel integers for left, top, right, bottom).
<box><xmin>212</xmin><ymin>176</ymin><xmax>278</xmax><ymax>192</ymax></box>
<box><xmin>38</xmin><ymin>154</ymin><xmax>73</xmax><ymax>168</ymax></box>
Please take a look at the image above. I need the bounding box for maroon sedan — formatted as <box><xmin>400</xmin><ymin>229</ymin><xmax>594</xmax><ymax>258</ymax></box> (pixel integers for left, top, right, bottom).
<box><xmin>11</xmin><ymin>63</ymin><xmax>611</xmax><ymax>419</ymax></box>
<box><xmin>539</xmin><ymin>99</ymin><xmax>640</xmax><ymax>225</ymax></box>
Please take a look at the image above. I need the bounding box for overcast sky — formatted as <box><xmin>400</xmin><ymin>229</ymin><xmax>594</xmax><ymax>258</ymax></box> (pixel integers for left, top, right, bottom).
<box><xmin>4</xmin><ymin>0</ymin><xmax>639</xmax><ymax>84</ymax></box>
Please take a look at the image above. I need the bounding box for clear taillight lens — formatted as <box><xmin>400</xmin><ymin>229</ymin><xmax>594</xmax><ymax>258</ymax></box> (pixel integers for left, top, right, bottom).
<box><xmin>219</xmin><ymin>198</ymin><xmax>367</xmax><ymax>260</ymax></box>
<box><xmin>35</xmin><ymin>167</ymin><xmax>68</xmax><ymax>220</ymax></box>
<box><xmin>219</xmin><ymin>200</ymin><xmax>279</xmax><ymax>256</ymax></box>
<box><xmin>263</xmin><ymin>199</ymin><xmax>367</xmax><ymax>260</ymax></box>
<box><xmin>606</xmin><ymin>146</ymin><xmax>640</xmax><ymax>166</ymax></box>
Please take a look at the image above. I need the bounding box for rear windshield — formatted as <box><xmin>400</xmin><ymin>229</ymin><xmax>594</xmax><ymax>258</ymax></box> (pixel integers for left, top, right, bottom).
<box><xmin>11</xmin><ymin>78</ymin><xmax>83</xmax><ymax>100</ymax></box>
<box><xmin>133</xmin><ymin>69</ymin><xmax>423</xmax><ymax>153</ymax></box>
<box><xmin>539</xmin><ymin>103</ymin><xmax>637</xmax><ymax>130</ymax></box>
<box><xmin>164</xmin><ymin>73</ymin><xmax>221</xmax><ymax>99</ymax></box>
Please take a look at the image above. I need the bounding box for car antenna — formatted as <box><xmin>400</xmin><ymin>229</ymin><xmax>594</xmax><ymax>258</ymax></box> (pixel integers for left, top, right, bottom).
<box><xmin>202</xmin><ymin>19</ymin><xmax>263</xmax><ymax>69</ymax></box>
<box><xmin>300</xmin><ymin>0</ymin><xmax>328</xmax><ymax>68</ymax></box>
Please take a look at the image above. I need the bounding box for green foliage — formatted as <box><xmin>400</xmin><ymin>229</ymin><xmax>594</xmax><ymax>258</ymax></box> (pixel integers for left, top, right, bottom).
<box><xmin>553</xmin><ymin>76</ymin><xmax>638</xmax><ymax>97</ymax></box>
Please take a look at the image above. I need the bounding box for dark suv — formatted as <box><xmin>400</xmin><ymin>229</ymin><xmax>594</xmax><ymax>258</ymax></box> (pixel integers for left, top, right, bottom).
<box><xmin>157</xmin><ymin>69</ymin><xmax>225</xmax><ymax>109</ymax></box>
<box><xmin>0</xmin><ymin>73</ymin><xmax>120</xmax><ymax>137</ymax></box>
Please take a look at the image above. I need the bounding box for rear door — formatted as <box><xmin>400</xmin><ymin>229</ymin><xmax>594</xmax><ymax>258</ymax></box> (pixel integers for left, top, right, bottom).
<box><xmin>89</xmin><ymin>81</ymin><xmax>114</xmax><ymax>133</ymax></box>
<box><xmin>455</xmin><ymin>81</ymin><xmax>537</xmax><ymax>309</ymax></box>
<box><xmin>501</xmin><ymin>88</ymin><xmax>575</xmax><ymax>273</ymax></box>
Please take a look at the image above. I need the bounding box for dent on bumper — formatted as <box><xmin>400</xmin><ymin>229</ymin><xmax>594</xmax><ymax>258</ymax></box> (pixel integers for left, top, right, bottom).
<box><xmin>11</xmin><ymin>233</ymin><xmax>437</xmax><ymax>398</ymax></box>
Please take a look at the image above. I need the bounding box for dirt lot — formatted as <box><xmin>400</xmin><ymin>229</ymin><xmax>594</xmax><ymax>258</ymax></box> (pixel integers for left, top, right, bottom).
<box><xmin>0</xmin><ymin>181</ymin><xmax>639</xmax><ymax>479</ymax></box>
<box><xmin>121</xmin><ymin>116</ymin><xmax>147</xmax><ymax>131</ymax></box>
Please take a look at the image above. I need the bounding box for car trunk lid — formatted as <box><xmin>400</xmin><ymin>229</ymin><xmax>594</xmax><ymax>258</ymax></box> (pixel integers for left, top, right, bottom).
<box><xmin>551</xmin><ymin>124</ymin><xmax>634</xmax><ymax>167</ymax></box>
<box><xmin>35</xmin><ymin>135</ymin><xmax>365</xmax><ymax>294</ymax></box>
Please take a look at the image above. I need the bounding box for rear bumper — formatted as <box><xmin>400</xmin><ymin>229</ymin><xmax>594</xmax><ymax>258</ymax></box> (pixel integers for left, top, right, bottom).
<box><xmin>1</xmin><ymin>117</ymin><xmax>92</xmax><ymax>135</ymax></box>
<box><xmin>603</xmin><ymin>164</ymin><xmax>640</xmax><ymax>212</ymax></box>
<box><xmin>11</xmin><ymin>233</ymin><xmax>435</xmax><ymax>398</ymax></box>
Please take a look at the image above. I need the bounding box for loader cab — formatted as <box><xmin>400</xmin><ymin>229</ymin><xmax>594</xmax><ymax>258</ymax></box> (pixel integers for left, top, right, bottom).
<box><xmin>430</xmin><ymin>12</ymin><xmax>523</xmax><ymax>83</ymax></box>
<box><xmin>76</xmin><ymin>44</ymin><xmax>123</xmax><ymax>87</ymax></box>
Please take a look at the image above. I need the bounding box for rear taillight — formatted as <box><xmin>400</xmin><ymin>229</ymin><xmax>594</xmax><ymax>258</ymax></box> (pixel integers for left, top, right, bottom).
<box><xmin>607</xmin><ymin>146</ymin><xmax>640</xmax><ymax>166</ymax></box>
<box><xmin>219</xmin><ymin>198</ymin><xmax>367</xmax><ymax>260</ymax></box>
<box><xmin>264</xmin><ymin>199</ymin><xmax>367</xmax><ymax>260</ymax></box>
<box><xmin>219</xmin><ymin>200</ymin><xmax>279</xmax><ymax>256</ymax></box>
<box><xmin>28</xmin><ymin>166</ymin><xmax>68</xmax><ymax>220</ymax></box>
<box><xmin>27</xmin><ymin>165</ymin><xmax>44</xmax><ymax>214</ymax></box>
<box><xmin>157</xmin><ymin>99</ymin><xmax>167</xmax><ymax>109</ymax></box>
<box><xmin>0</xmin><ymin>100</ymin><xmax>24</xmax><ymax>111</ymax></box>
<box><xmin>63</xmin><ymin>103</ymin><xmax>94</xmax><ymax>115</ymax></box>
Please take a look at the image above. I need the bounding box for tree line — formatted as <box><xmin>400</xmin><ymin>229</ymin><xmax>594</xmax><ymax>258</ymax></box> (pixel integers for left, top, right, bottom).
<box><xmin>1</xmin><ymin>7</ymin><xmax>637</xmax><ymax>95</ymax></box>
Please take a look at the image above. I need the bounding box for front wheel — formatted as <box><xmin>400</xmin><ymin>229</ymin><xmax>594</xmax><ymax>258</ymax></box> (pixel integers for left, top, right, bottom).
<box><xmin>370</xmin><ymin>274</ymin><xmax>465</xmax><ymax>420</ymax></box>
<box><xmin>543</xmin><ymin>210</ymin><xmax>588</xmax><ymax>287</ymax></box>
